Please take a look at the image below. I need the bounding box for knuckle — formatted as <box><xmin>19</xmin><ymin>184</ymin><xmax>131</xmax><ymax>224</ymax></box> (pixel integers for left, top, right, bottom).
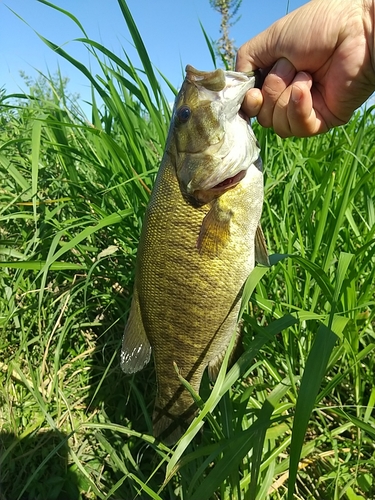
<box><xmin>236</xmin><ymin>45</ymin><xmax>247</xmax><ymax>59</ymax></box>
<box><xmin>262</xmin><ymin>79</ymin><xmax>283</xmax><ymax>100</ymax></box>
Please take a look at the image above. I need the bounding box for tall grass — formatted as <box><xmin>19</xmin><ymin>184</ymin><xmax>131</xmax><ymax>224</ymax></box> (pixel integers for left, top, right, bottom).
<box><xmin>1</xmin><ymin>1</ymin><xmax>374</xmax><ymax>499</ymax></box>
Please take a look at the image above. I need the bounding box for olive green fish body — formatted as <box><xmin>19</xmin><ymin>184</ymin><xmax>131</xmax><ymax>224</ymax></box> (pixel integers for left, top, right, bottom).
<box><xmin>121</xmin><ymin>66</ymin><xmax>266</xmax><ymax>444</ymax></box>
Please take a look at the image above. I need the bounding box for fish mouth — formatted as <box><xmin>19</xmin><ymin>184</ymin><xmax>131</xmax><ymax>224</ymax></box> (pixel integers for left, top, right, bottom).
<box><xmin>192</xmin><ymin>169</ymin><xmax>247</xmax><ymax>204</ymax></box>
<box><xmin>210</xmin><ymin>169</ymin><xmax>246</xmax><ymax>191</ymax></box>
<box><xmin>185</xmin><ymin>65</ymin><xmax>257</xmax><ymax>89</ymax></box>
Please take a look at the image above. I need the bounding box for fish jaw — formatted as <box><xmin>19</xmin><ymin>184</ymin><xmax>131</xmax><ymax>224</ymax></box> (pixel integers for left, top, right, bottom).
<box><xmin>171</xmin><ymin>66</ymin><xmax>260</xmax><ymax>205</ymax></box>
<box><xmin>180</xmin><ymin>117</ymin><xmax>260</xmax><ymax>204</ymax></box>
<box><xmin>192</xmin><ymin>169</ymin><xmax>248</xmax><ymax>204</ymax></box>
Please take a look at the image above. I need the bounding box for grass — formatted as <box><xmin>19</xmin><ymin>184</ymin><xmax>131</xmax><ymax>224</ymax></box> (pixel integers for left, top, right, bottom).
<box><xmin>1</xmin><ymin>0</ymin><xmax>375</xmax><ymax>499</ymax></box>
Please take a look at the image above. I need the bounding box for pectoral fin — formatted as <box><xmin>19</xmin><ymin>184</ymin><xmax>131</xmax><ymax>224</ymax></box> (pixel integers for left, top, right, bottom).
<box><xmin>120</xmin><ymin>287</ymin><xmax>151</xmax><ymax>374</ymax></box>
<box><xmin>254</xmin><ymin>224</ymin><xmax>270</xmax><ymax>267</ymax></box>
<box><xmin>197</xmin><ymin>199</ymin><xmax>233</xmax><ymax>256</ymax></box>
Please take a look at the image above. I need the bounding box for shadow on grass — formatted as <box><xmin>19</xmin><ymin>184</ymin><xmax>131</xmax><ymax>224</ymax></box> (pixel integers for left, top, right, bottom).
<box><xmin>0</xmin><ymin>430</ymin><xmax>81</xmax><ymax>500</ymax></box>
<box><xmin>79</xmin><ymin>266</ymin><xmax>157</xmax><ymax>436</ymax></box>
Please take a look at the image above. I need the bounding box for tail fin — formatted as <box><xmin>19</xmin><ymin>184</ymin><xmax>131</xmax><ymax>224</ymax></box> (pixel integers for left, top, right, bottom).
<box><xmin>152</xmin><ymin>399</ymin><xmax>197</xmax><ymax>446</ymax></box>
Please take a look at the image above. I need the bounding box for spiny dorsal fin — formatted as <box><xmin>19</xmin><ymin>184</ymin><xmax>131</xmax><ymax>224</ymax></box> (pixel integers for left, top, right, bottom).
<box><xmin>254</xmin><ymin>224</ymin><xmax>270</xmax><ymax>267</ymax></box>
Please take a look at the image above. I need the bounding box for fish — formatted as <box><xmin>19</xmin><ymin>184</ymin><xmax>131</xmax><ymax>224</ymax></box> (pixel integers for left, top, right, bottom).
<box><xmin>120</xmin><ymin>65</ymin><xmax>268</xmax><ymax>445</ymax></box>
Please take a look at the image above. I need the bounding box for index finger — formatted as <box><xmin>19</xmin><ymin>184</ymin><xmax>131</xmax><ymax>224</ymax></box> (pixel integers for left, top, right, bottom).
<box><xmin>235</xmin><ymin>44</ymin><xmax>259</xmax><ymax>73</ymax></box>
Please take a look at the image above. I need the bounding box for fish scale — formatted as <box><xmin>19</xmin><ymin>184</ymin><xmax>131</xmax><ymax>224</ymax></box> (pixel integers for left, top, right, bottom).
<box><xmin>121</xmin><ymin>65</ymin><xmax>267</xmax><ymax>445</ymax></box>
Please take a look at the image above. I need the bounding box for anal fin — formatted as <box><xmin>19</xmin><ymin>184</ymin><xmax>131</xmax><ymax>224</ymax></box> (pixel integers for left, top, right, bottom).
<box><xmin>120</xmin><ymin>287</ymin><xmax>151</xmax><ymax>374</ymax></box>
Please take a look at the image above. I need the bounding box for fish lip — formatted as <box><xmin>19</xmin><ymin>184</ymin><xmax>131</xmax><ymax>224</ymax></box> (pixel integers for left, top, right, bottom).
<box><xmin>185</xmin><ymin>65</ymin><xmax>226</xmax><ymax>91</ymax></box>
<box><xmin>186</xmin><ymin>65</ymin><xmax>254</xmax><ymax>82</ymax></box>
<box><xmin>185</xmin><ymin>65</ymin><xmax>254</xmax><ymax>92</ymax></box>
<box><xmin>192</xmin><ymin>169</ymin><xmax>247</xmax><ymax>204</ymax></box>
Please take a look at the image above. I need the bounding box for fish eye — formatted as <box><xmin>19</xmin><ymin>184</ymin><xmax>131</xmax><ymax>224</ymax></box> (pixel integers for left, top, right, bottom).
<box><xmin>176</xmin><ymin>105</ymin><xmax>191</xmax><ymax>123</ymax></box>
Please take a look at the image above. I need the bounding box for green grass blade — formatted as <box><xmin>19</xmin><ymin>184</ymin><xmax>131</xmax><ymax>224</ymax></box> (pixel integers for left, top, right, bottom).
<box><xmin>287</xmin><ymin>252</ymin><xmax>354</xmax><ymax>499</ymax></box>
<box><xmin>199</xmin><ymin>20</ymin><xmax>217</xmax><ymax>68</ymax></box>
<box><xmin>116</xmin><ymin>0</ymin><xmax>161</xmax><ymax>103</ymax></box>
<box><xmin>31</xmin><ymin>118</ymin><xmax>42</xmax><ymax>221</ymax></box>
<box><xmin>0</xmin><ymin>261</ymin><xmax>84</xmax><ymax>270</ymax></box>
<box><xmin>36</xmin><ymin>0</ymin><xmax>88</xmax><ymax>36</ymax></box>
<box><xmin>0</xmin><ymin>153</ymin><xmax>30</xmax><ymax>192</ymax></box>
<box><xmin>287</xmin><ymin>322</ymin><xmax>338</xmax><ymax>498</ymax></box>
<box><xmin>189</xmin><ymin>378</ymin><xmax>293</xmax><ymax>500</ymax></box>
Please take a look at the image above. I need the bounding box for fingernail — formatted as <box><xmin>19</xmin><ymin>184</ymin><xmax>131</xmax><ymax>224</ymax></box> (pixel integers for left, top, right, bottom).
<box><xmin>273</xmin><ymin>58</ymin><xmax>293</xmax><ymax>78</ymax></box>
<box><xmin>291</xmin><ymin>85</ymin><xmax>302</xmax><ymax>103</ymax></box>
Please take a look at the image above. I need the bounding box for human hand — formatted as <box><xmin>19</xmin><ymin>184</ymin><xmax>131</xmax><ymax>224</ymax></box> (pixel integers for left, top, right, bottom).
<box><xmin>236</xmin><ymin>0</ymin><xmax>375</xmax><ymax>137</ymax></box>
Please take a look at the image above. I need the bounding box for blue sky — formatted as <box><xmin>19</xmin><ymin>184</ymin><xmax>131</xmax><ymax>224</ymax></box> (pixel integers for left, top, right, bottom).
<box><xmin>0</xmin><ymin>0</ymin><xmax>307</xmax><ymax>114</ymax></box>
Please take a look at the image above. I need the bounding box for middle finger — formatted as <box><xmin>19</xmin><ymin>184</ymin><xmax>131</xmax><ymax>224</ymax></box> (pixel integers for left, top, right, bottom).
<box><xmin>257</xmin><ymin>58</ymin><xmax>297</xmax><ymax>128</ymax></box>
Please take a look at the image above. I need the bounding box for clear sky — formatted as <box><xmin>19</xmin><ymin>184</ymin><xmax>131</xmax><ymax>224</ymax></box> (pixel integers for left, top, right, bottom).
<box><xmin>0</xmin><ymin>0</ymin><xmax>307</xmax><ymax>114</ymax></box>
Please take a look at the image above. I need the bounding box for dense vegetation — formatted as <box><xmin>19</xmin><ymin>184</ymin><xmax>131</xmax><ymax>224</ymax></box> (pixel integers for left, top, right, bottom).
<box><xmin>1</xmin><ymin>1</ymin><xmax>374</xmax><ymax>499</ymax></box>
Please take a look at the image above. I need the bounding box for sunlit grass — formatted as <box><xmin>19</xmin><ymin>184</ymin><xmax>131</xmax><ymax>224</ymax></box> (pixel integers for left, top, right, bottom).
<box><xmin>1</xmin><ymin>1</ymin><xmax>375</xmax><ymax>499</ymax></box>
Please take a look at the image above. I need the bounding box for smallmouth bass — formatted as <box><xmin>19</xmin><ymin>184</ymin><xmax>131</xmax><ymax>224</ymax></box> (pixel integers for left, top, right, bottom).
<box><xmin>121</xmin><ymin>65</ymin><xmax>268</xmax><ymax>445</ymax></box>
